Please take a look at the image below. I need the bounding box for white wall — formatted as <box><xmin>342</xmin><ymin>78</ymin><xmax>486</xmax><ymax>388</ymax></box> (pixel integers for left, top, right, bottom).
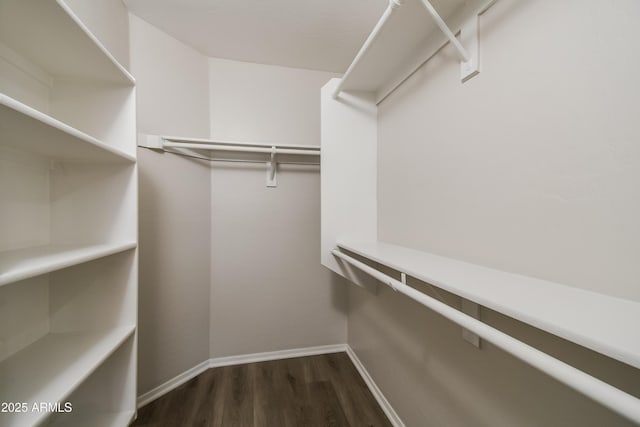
<box><xmin>378</xmin><ymin>0</ymin><xmax>640</xmax><ymax>302</ymax></box>
<box><xmin>350</xmin><ymin>1</ymin><xmax>640</xmax><ymax>426</ymax></box>
<box><xmin>130</xmin><ymin>19</ymin><xmax>347</xmax><ymax>391</ymax></box>
<box><xmin>129</xmin><ymin>14</ymin><xmax>211</xmax><ymax>394</ymax></box>
<box><xmin>208</xmin><ymin>58</ymin><xmax>347</xmax><ymax>357</ymax></box>
<box><xmin>209</xmin><ymin>58</ymin><xmax>334</xmax><ymax>145</ymax></box>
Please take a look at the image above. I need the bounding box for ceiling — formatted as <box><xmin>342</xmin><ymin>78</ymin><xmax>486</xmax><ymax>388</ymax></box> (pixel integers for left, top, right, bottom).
<box><xmin>124</xmin><ymin>0</ymin><xmax>388</xmax><ymax>73</ymax></box>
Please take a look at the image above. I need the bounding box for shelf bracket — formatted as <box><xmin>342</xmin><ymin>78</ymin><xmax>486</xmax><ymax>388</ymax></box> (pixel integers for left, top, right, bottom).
<box><xmin>418</xmin><ymin>0</ymin><xmax>481</xmax><ymax>82</ymax></box>
<box><xmin>460</xmin><ymin>15</ymin><xmax>480</xmax><ymax>82</ymax></box>
<box><xmin>461</xmin><ymin>299</ymin><xmax>481</xmax><ymax>348</ymax></box>
<box><xmin>266</xmin><ymin>147</ymin><xmax>277</xmax><ymax>187</ymax></box>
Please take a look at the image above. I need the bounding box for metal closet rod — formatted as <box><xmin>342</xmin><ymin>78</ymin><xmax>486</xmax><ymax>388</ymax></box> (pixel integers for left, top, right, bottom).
<box><xmin>162</xmin><ymin>136</ymin><xmax>320</xmax><ymax>155</ymax></box>
<box><xmin>162</xmin><ymin>150</ymin><xmax>320</xmax><ymax>166</ymax></box>
<box><xmin>331</xmin><ymin>249</ymin><xmax>640</xmax><ymax>424</ymax></box>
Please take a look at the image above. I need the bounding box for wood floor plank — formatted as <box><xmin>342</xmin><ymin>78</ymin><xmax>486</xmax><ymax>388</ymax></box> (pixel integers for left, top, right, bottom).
<box><xmin>159</xmin><ymin>377</ymin><xmax>198</xmax><ymax>427</ymax></box>
<box><xmin>307</xmin><ymin>380</ymin><xmax>351</xmax><ymax>427</ymax></box>
<box><xmin>319</xmin><ymin>352</ymin><xmax>393</xmax><ymax>427</ymax></box>
<box><xmin>282</xmin><ymin>357</ymin><xmax>315</xmax><ymax>427</ymax></box>
<box><xmin>220</xmin><ymin>364</ymin><xmax>254</xmax><ymax>427</ymax></box>
<box><xmin>132</xmin><ymin>352</ymin><xmax>392</xmax><ymax>427</ymax></box>
<box><xmin>254</xmin><ymin>360</ymin><xmax>286</xmax><ymax>427</ymax></box>
<box><xmin>187</xmin><ymin>367</ymin><xmax>224</xmax><ymax>427</ymax></box>
<box><xmin>134</xmin><ymin>392</ymin><xmax>171</xmax><ymax>427</ymax></box>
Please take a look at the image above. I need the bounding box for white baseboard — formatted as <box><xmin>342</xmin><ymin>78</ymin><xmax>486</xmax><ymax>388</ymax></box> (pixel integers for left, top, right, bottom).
<box><xmin>345</xmin><ymin>346</ymin><xmax>405</xmax><ymax>427</ymax></box>
<box><xmin>137</xmin><ymin>343</ymin><xmax>404</xmax><ymax>427</ymax></box>
<box><xmin>208</xmin><ymin>343</ymin><xmax>347</xmax><ymax>368</ymax></box>
<box><xmin>137</xmin><ymin>359</ymin><xmax>210</xmax><ymax>408</ymax></box>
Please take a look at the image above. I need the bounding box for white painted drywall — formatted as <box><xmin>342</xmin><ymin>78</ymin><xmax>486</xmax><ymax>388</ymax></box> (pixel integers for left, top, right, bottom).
<box><xmin>350</xmin><ymin>1</ymin><xmax>640</xmax><ymax>426</ymax></box>
<box><xmin>209</xmin><ymin>57</ymin><xmax>336</xmax><ymax>145</ymax></box>
<box><xmin>208</xmin><ymin>58</ymin><xmax>347</xmax><ymax>357</ymax></box>
<box><xmin>377</xmin><ymin>0</ymin><xmax>640</xmax><ymax>302</ymax></box>
<box><xmin>130</xmin><ymin>21</ymin><xmax>347</xmax><ymax>391</ymax></box>
<box><xmin>130</xmin><ymin>14</ymin><xmax>210</xmax><ymax>138</ymax></box>
<box><xmin>124</xmin><ymin>0</ymin><xmax>387</xmax><ymax>72</ymax></box>
<box><xmin>129</xmin><ymin>14</ymin><xmax>211</xmax><ymax>394</ymax></box>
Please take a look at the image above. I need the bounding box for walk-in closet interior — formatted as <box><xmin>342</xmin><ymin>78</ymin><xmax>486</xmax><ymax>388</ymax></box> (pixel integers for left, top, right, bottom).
<box><xmin>1</xmin><ymin>0</ymin><xmax>639</xmax><ymax>426</ymax></box>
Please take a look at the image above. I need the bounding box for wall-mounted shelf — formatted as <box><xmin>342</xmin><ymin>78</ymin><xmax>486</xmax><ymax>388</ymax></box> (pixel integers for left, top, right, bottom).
<box><xmin>139</xmin><ymin>134</ymin><xmax>320</xmax><ymax>187</ymax></box>
<box><xmin>139</xmin><ymin>134</ymin><xmax>320</xmax><ymax>160</ymax></box>
<box><xmin>0</xmin><ymin>95</ymin><xmax>135</xmax><ymax>164</ymax></box>
<box><xmin>332</xmin><ymin>244</ymin><xmax>640</xmax><ymax>424</ymax></box>
<box><xmin>0</xmin><ymin>0</ymin><xmax>134</xmax><ymax>85</ymax></box>
<box><xmin>337</xmin><ymin>239</ymin><xmax>640</xmax><ymax>370</ymax></box>
<box><xmin>334</xmin><ymin>0</ymin><xmax>495</xmax><ymax>103</ymax></box>
<box><xmin>0</xmin><ymin>242</ymin><xmax>137</xmax><ymax>287</ymax></box>
<box><xmin>0</xmin><ymin>326</ymin><xmax>135</xmax><ymax>427</ymax></box>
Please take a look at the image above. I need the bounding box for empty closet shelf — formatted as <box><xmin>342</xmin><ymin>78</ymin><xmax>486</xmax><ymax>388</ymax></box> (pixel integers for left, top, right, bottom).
<box><xmin>0</xmin><ymin>242</ymin><xmax>137</xmax><ymax>287</ymax></box>
<box><xmin>332</xmin><ymin>246</ymin><xmax>640</xmax><ymax>424</ymax></box>
<box><xmin>0</xmin><ymin>0</ymin><xmax>134</xmax><ymax>85</ymax></box>
<box><xmin>0</xmin><ymin>95</ymin><xmax>135</xmax><ymax>164</ymax></box>
<box><xmin>336</xmin><ymin>239</ymin><xmax>640</xmax><ymax>370</ymax></box>
<box><xmin>334</xmin><ymin>0</ymin><xmax>495</xmax><ymax>101</ymax></box>
<box><xmin>0</xmin><ymin>326</ymin><xmax>135</xmax><ymax>427</ymax></box>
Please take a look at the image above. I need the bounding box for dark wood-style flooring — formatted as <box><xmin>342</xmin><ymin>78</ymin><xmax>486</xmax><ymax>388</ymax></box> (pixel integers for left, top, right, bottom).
<box><xmin>132</xmin><ymin>352</ymin><xmax>392</xmax><ymax>427</ymax></box>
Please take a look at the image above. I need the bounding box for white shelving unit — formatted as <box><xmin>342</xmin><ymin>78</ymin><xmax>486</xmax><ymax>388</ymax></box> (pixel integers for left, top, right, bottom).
<box><xmin>0</xmin><ymin>0</ymin><xmax>137</xmax><ymax>426</ymax></box>
<box><xmin>321</xmin><ymin>1</ymin><xmax>640</xmax><ymax>422</ymax></box>
<box><xmin>138</xmin><ymin>134</ymin><xmax>320</xmax><ymax>187</ymax></box>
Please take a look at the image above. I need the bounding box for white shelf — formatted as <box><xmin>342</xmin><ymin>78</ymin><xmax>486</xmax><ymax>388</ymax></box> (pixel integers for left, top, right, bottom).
<box><xmin>0</xmin><ymin>94</ymin><xmax>136</xmax><ymax>163</ymax></box>
<box><xmin>0</xmin><ymin>242</ymin><xmax>137</xmax><ymax>287</ymax></box>
<box><xmin>48</xmin><ymin>410</ymin><xmax>136</xmax><ymax>427</ymax></box>
<box><xmin>0</xmin><ymin>0</ymin><xmax>134</xmax><ymax>85</ymax></box>
<box><xmin>338</xmin><ymin>0</ymin><xmax>493</xmax><ymax>101</ymax></box>
<box><xmin>337</xmin><ymin>240</ymin><xmax>640</xmax><ymax>370</ymax></box>
<box><xmin>0</xmin><ymin>326</ymin><xmax>135</xmax><ymax>427</ymax></box>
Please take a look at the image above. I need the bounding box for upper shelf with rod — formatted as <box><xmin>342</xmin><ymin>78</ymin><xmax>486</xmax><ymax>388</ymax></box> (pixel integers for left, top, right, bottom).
<box><xmin>334</xmin><ymin>0</ymin><xmax>496</xmax><ymax>103</ymax></box>
<box><xmin>138</xmin><ymin>134</ymin><xmax>320</xmax><ymax>187</ymax></box>
<box><xmin>336</xmin><ymin>239</ymin><xmax>640</xmax><ymax>371</ymax></box>
<box><xmin>332</xmin><ymin>242</ymin><xmax>640</xmax><ymax>425</ymax></box>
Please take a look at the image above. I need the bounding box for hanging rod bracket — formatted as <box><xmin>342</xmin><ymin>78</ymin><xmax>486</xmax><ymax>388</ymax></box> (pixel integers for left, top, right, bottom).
<box><xmin>267</xmin><ymin>146</ymin><xmax>277</xmax><ymax>187</ymax></box>
<box><xmin>461</xmin><ymin>298</ymin><xmax>481</xmax><ymax>348</ymax></box>
<box><xmin>460</xmin><ymin>14</ymin><xmax>480</xmax><ymax>82</ymax></box>
<box><xmin>419</xmin><ymin>0</ymin><xmax>483</xmax><ymax>83</ymax></box>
